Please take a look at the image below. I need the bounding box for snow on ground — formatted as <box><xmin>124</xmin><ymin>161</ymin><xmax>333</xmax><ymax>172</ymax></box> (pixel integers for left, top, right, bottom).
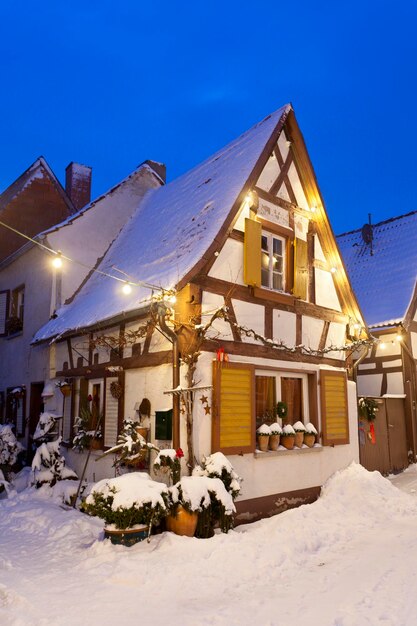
<box><xmin>2</xmin><ymin>463</ymin><xmax>417</xmax><ymax>626</ymax></box>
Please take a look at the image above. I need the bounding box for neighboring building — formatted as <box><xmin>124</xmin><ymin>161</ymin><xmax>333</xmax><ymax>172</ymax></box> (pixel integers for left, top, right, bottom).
<box><xmin>0</xmin><ymin>159</ymin><xmax>164</xmax><ymax>450</ymax></box>
<box><xmin>33</xmin><ymin>104</ymin><xmax>367</xmax><ymax>520</ymax></box>
<box><xmin>338</xmin><ymin>213</ymin><xmax>417</xmax><ymax>474</ymax></box>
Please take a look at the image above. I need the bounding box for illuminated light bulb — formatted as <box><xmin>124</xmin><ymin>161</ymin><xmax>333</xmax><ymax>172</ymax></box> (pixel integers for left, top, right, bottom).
<box><xmin>169</xmin><ymin>295</ymin><xmax>177</xmax><ymax>304</ymax></box>
<box><xmin>380</xmin><ymin>342</ymin><xmax>386</xmax><ymax>350</ymax></box>
<box><xmin>396</xmin><ymin>334</ymin><xmax>402</xmax><ymax>342</ymax></box>
<box><xmin>122</xmin><ymin>283</ymin><xmax>132</xmax><ymax>295</ymax></box>
<box><xmin>52</xmin><ymin>254</ymin><xmax>62</xmax><ymax>268</ymax></box>
<box><xmin>310</xmin><ymin>206</ymin><xmax>317</xmax><ymax>213</ymax></box>
<box><xmin>330</xmin><ymin>267</ymin><xmax>337</xmax><ymax>274</ymax></box>
<box><xmin>354</xmin><ymin>323</ymin><xmax>361</xmax><ymax>331</ymax></box>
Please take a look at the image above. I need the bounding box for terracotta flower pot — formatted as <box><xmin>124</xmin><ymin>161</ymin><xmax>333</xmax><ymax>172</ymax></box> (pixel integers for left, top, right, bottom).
<box><xmin>294</xmin><ymin>432</ymin><xmax>304</xmax><ymax>448</ymax></box>
<box><xmin>104</xmin><ymin>524</ymin><xmax>149</xmax><ymax>546</ymax></box>
<box><xmin>280</xmin><ymin>434</ymin><xmax>295</xmax><ymax>450</ymax></box>
<box><xmin>166</xmin><ymin>505</ymin><xmax>198</xmax><ymax>537</ymax></box>
<box><xmin>304</xmin><ymin>433</ymin><xmax>316</xmax><ymax>448</ymax></box>
<box><xmin>257</xmin><ymin>434</ymin><xmax>270</xmax><ymax>452</ymax></box>
<box><xmin>269</xmin><ymin>434</ymin><xmax>280</xmax><ymax>450</ymax></box>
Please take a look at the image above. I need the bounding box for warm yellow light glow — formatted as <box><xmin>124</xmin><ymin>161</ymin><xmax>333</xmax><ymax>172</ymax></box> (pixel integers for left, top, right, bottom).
<box><xmin>330</xmin><ymin>267</ymin><xmax>337</xmax><ymax>274</ymax></box>
<box><xmin>52</xmin><ymin>255</ymin><xmax>62</xmax><ymax>268</ymax></box>
<box><xmin>354</xmin><ymin>323</ymin><xmax>361</xmax><ymax>331</ymax></box>
<box><xmin>396</xmin><ymin>334</ymin><xmax>402</xmax><ymax>342</ymax></box>
<box><xmin>309</xmin><ymin>206</ymin><xmax>317</xmax><ymax>213</ymax></box>
<box><xmin>122</xmin><ymin>283</ymin><xmax>132</xmax><ymax>295</ymax></box>
<box><xmin>380</xmin><ymin>342</ymin><xmax>386</xmax><ymax>350</ymax></box>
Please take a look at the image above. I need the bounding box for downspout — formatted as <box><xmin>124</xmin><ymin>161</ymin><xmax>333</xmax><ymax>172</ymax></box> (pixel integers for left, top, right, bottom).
<box><xmin>158</xmin><ymin>303</ymin><xmax>180</xmax><ymax>449</ymax></box>
<box><xmin>400</xmin><ymin>337</ymin><xmax>417</xmax><ymax>460</ymax></box>
<box><xmin>352</xmin><ymin>345</ymin><xmax>370</xmax><ymax>383</ymax></box>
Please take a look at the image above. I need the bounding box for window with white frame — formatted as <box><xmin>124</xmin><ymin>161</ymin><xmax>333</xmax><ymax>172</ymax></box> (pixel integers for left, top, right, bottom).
<box><xmin>261</xmin><ymin>233</ymin><xmax>285</xmax><ymax>291</ymax></box>
<box><xmin>255</xmin><ymin>370</ymin><xmax>309</xmax><ymax>428</ymax></box>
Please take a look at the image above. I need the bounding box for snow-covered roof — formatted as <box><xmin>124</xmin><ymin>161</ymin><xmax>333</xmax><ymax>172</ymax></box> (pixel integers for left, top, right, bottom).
<box><xmin>33</xmin><ymin>105</ymin><xmax>291</xmax><ymax>343</ymax></box>
<box><xmin>337</xmin><ymin>211</ymin><xmax>417</xmax><ymax>327</ymax></box>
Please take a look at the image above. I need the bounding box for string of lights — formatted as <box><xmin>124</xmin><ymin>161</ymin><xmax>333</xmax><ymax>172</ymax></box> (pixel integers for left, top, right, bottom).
<box><xmin>0</xmin><ymin>219</ymin><xmax>170</xmax><ymax>296</ymax></box>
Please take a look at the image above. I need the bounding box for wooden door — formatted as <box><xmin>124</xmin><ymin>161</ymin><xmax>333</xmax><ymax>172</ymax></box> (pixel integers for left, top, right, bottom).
<box><xmin>359</xmin><ymin>401</ymin><xmax>390</xmax><ymax>474</ymax></box>
<box><xmin>386</xmin><ymin>398</ymin><xmax>409</xmax><ymax>472</ymax></box>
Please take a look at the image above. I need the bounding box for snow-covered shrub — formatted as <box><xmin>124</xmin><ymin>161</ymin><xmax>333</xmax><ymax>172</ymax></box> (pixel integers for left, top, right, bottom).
<box><xmin>153</xmin><ymin>448</ymin><xmax>184</xmax><ymax>484</ymax></box>
<box><xmin>257</xmin><ymin>424</ymin><xmax>271</xmax><ymax>436</ymax></box>
<box><xmin>269</xmin><ymin>422</ymin><xmax>282</xmax><ymax>435</ymax></box>
<box><xmin>193</xmin><ymin>451</ymin><xmax>241</xmax><ymax>500</ymax></box>
<box><xmin>33</xmin><ymin>411</ymin><xmax>60</xmax><ymax>443</ymax></box>
<box><xmin>293</xmin><ymin>421</ymin><xmax>306</xmax><ymax>433</ymax></box>
<box><xmin>106</xmin><ymin>419</ymin><xmax>155</xmax><ymax>469</ymax></box>
<box><xmin>0</xmin><ymin>424</ymin><xmax>24</xmax><ymax>481</ymax></box>
<box><xmin>305</xmin><ymin>422</ymin><xmax>318</xmax><ymax>435</ymax></box>
<box><xmin>82</xmin><ymin>473</ymin><xmax>169</xmax><ymax>530</ymax></box>
<box><xmin>31</xmin><ymin>438</ymin><xmax>77</xmax><ymax>488</ymax></box>
<box><xmin>169</xmin><ymin>474</ymin><xmax>236</xmax><ymax>537</ymax></box>
<box><xmin>282</xmin><ymin>424</ymin><xmax>296</xmax><ymax>436</ymax></box>
<box><xmin>73</xmin><ymin>407</ymin><xmax>102</xmax><ymax>452</ymax></box>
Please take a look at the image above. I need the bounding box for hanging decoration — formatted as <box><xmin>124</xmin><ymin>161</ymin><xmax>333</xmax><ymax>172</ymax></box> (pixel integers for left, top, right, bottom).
<box><xmin>358</xmin><ymin>397</ymin><xmax>379</xmax><ymax>422</ymax></box>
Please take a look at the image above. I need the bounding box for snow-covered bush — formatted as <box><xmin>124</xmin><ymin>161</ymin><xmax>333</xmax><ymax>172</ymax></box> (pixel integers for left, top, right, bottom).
<box><xmin>73</xmin><ymin>407</ymin><xmax>102</xmax><ymax>452</ymax></box>
<box><xmin>256</xmin><ymin>424</ymin><xmax>271</xmax><ymax>436</ymax></box>
<box><xmin>305</xmin><ymin>422</ymin><xmax>318</xmax><ymax>435</ymax></box>
<box><xmin>82</xmin><ymin>473</ymin><xmax>169</xmax><ymax>530</ymax></box>
<box><xmin>193</xmin><ymin>451</ymin><xmax>241</xmax><ymax>500</ymax></box>
<box><xmin>282</xmin><ymin>424</ymin><xmax>296</xmax><ymax>436</ymax></box>
<box><xmin>269</xmin><ymin>422</ymin><xmax>282</xmax><ymax>435</ymax></box>
<box><xmin>293</xmin><ymin>421</ymin><xmax>306</xmax><ymax>433</ymax></box>
<box><xmin>33</xmin><ymin>411</ymin><xmax>60</xmax><ymax>443</ymax></box>
<box><xmin>168</xmin><ymin>473</ymin><xmax>236</xmax><ymax>536</ymax></box>
<box><xmin>153</xmin><ymin>448</ymin><xmax>184</xmax><ymax>484</ymax></box>
<box><xmin>31</xmin><ymin>438</ymin><xmax>77</xmax><ymax>488</ymax></box>
<box><xmin>0</xmin><ymin>424</ymin><xmax>24</xmax><ymax>480</ymax></box>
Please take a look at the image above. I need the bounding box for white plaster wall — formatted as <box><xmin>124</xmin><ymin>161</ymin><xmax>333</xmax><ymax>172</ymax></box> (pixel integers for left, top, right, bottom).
<box><xmin>302</xmin><ymin>316</ymin><xmax>324</xmax><ymax>351</ymax></box>
<box><xmin>293</xmin><ymin>214</ymin><xmax>309</xmax><ymax>241</ymax></box>
<box><xmin>314</xmin><ymin>235</ymin><xmax>326</xmax><ymax>262</ymax></box>
<box><xmin>208</xmin><ymin>238</ymin><xmax>244</xmax><ymax>285</ymax></box>
<box><xmin>257</xmin><ymin>199</ymin><xmax>290</xmax><ymax>229</ymax></box>
<box><xmin>233</xmin><ymin>202</ymin><xmax>250</xmax><ymax>233</ymax></box>
<box><xmin>325</xmin><ymin>322</ymin><xmax>346</xmax><ymax>360</ymax></box>
<box><xmin>357</xmin><ymin>373</ymin><xmax>383</xmax><ymax>396</ymax></box>
<box><xmin>358</xmin><ymin>363</ymin><xmax>377</xmax><ymax>370</ymax></box>
<box><xmin>386</xmin><ymin>372</ymin><xmax>404</xmax><ymax>395</ymax></box>
<box><xmin>277</xmin><ymin>182</ymin><xmax>292</xmax><ymax>203</ymax></box>
<box><xmin>315</xmin><ymin>268</ymin><xmax>342</xmax><ymax>311</ymax></box>
<box><xmin>256</xmin><ymin>154</ymin><xmax>280</xmax><ymax>192</ymax></box>
<box><xmin>287</xmin><ymin>162</ymin><xmax>309</xmax><ymax>211</ymax></box>
<box><xmin>376</xmin><ymin>334</ymin><xmax>401</xmax><ymax>357</ymax></box>
<box><xmin>277</xmin><ymin>130</ymin><xmax>289</xmax><ymax>161</ymax></box>
<box><xmin>201</xmin><ymin>292</ymin><xmax>232</xmax><ymax>341</ymax></box>
<box><xmin>232</xmin><ymin>300</ymin><xmax>264</xmax><ymax>344</ymax></box>
<box><xmin>273</xmin><ymin>310</ymin><xmax>296</xmax><ymax>346</ymax></box>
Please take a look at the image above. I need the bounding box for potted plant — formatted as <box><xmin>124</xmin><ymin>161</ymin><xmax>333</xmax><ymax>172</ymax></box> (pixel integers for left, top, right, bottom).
<box><xmin>73</xmin><ymin>407</ymin><xmax>103</xmax><ymax>452</ymax></box>
<box><xmin>166</xmin><ymin>476</ymin><xmax>207</xmax><ymax>537</ymax></box>
<box><xmin>153</xmin><ymin>448</ymin><xmax>184</xmax><ymax>484</ymax></box>
<box><xmin>280</xmin><ymin>424</ymin><xmax>296</xmax><ymax>450</ymax></box>
<box><xmin>269</xmin><ymin>422</ymin><xmax>282</xmax><ymax>450</ymax></box>
<box><xmin>82</xmin><ymin>473</ymin><xmax>170</xmax><ymax>546</ymax></box>
<box><xmin>304</xmin><ymin>422</ymin><xmax>318</xmax><ymax>447</ymax></box>
<box><xmin>293</xmin><ymin>421</ymin><xmax>306</xmax><ymax>448</ymax></box>
<box><xmin>256</xmin><ymin>424</ymin><xmax>271</xmax><ymax>452</ymax></box>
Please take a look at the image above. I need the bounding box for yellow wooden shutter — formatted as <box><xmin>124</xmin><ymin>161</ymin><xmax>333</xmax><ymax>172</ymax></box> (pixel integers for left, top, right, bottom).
<box><xmin>212</xmin><ymin>362</ymin><xmax>255</xmax><ymax>454</ymax></box>
<box><xmin>293</xmin><ymin>237</ymin><xmax>308</xmax><ymax>300</ymax></box>
<box><xmin>320</xmin><ymin>370</ymin><xmax>349</xmax><ymax>445</ymax></box>
<box><xmin>244</xmin><ymin>218</ymin><xmax>261</xmax><ymax>287</ymax></box>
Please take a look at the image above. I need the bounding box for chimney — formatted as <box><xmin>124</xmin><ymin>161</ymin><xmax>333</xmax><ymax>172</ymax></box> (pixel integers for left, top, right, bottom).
<box><xmin>65</xmin><ymin>162</ymin><xmax>92</xmax><ymax>210</ymax></box>
<box><xmin>144</xmin><ymin>160</ymin><xmax>166</xmax><ymax>184</ymax></box>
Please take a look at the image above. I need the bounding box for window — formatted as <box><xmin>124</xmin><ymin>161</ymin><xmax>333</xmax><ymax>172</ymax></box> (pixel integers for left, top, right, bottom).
<box><xmin>6</xmin><ymin>286</ymin><xmax>25</xmax><ymax>334</ymax></box>
<box><xmin>261</xmin><ymin>233</ymin><xmax>285</xmax><ymax>291</ymax></box>
<box><xmin>255</xmin><ymin>370</ymin><xmax>309</xmax><ymax>428</ymax></box>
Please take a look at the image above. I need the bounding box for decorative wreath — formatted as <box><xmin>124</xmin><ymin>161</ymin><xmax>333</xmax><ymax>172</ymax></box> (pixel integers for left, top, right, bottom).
<box><xmin>276</xmin><ymin>401</ymin><xmax>288</xmax><ymax>418</ymax></box>
<box><xmin>110</xmin><ymin>381</ymin><xmax>123</xmax><ymax>400</ymax></box>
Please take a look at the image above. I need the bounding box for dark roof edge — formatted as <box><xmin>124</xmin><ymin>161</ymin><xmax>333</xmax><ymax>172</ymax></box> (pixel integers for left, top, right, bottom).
<box><xmin>337</xmin><ymin>209</ymin><xmax>417</xmax><ymax>238</ymax></box>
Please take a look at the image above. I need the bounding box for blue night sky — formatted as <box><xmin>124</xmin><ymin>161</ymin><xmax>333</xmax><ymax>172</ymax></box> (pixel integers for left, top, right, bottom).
<box><xmin>0</xmin><ymin>1</ymin><xmax>416</xmax><ymax>234</ymax></box>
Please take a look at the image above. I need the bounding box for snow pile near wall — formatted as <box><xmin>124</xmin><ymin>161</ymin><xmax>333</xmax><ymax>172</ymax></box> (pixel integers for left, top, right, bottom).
<box><xmin>2</xmin><ymin>463</ymin><xmax>417</xmax><ymax>625</ymax></box>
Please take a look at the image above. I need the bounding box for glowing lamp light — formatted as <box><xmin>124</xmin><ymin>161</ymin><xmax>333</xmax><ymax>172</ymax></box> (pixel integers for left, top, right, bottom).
<box><xmin>122</xmin><ymin>282</ymin><xmax>132</xmax><ymax>295</ymax></box>
<box><xmin>52</xmin><ymin>254</ymin><xmax>62</xmax><ymax>268</ymax></box>
<box><xmin>330</xmin><ymin>267</ymin><xmax>337</xmax><ymax>274</ymax></box>
<box><xmin>396</xmin><ymin>334</ymin><xmax>402</xmax><ymax>342</ymax></box>
<box><xmin>380</xmin><ymin>342</ymin><xmax>386</xmax><ymax>350</ymax></box>
<box><xmin>169</xmin><ymin>295</ymin><xmax>177</xmax><ymax>304</ymax></box>
<box><xmin>309</xmin><ymin>206</ymin><xmax>317</xmax><ymax>213</ymax></box>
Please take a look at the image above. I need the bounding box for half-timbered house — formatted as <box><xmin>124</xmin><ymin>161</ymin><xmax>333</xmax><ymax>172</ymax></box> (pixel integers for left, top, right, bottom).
<box><xmin>338</xmin><ymin>213</ymin><xmax>417</xmax><ymax>474</ymax></box>
<box><xmin>33</xmin><ymin>105</ymin><xmax>367</xmax><ymax>519</ymax></box>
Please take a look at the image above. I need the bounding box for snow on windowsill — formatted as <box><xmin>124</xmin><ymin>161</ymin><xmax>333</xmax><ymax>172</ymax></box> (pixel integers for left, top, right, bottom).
<box><xmin>255</xmin><ymin>444</ymin><xmax>323</xmax><ymax>458</ymax></box>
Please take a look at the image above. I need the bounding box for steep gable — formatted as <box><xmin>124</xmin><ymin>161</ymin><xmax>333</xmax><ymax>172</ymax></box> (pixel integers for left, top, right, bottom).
<box><xmin>34</xmin><ymin>105</ymin><xmax>292</xmax><ymax>342</ymax></box>
<box><xmin>337</xmin><ymin>211</ymin><xmax>417</xmax><ymax>327</ymax></box>
<box><xmin>0</xmin><ymin>158</ymin><xmax>75</xmax><ymax>262</ymax></box>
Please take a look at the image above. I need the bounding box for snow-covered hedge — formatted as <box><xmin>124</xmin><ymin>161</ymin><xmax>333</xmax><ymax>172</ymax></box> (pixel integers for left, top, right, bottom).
<box><xmin>0</xmin><ymin>424</ymin><xmax>24</xmax><ymax>479</ymax></box>
<box><xmin>31</xmin><ymin>438</ymin><xmax>77</xmax><ymax>488</ymax></box>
